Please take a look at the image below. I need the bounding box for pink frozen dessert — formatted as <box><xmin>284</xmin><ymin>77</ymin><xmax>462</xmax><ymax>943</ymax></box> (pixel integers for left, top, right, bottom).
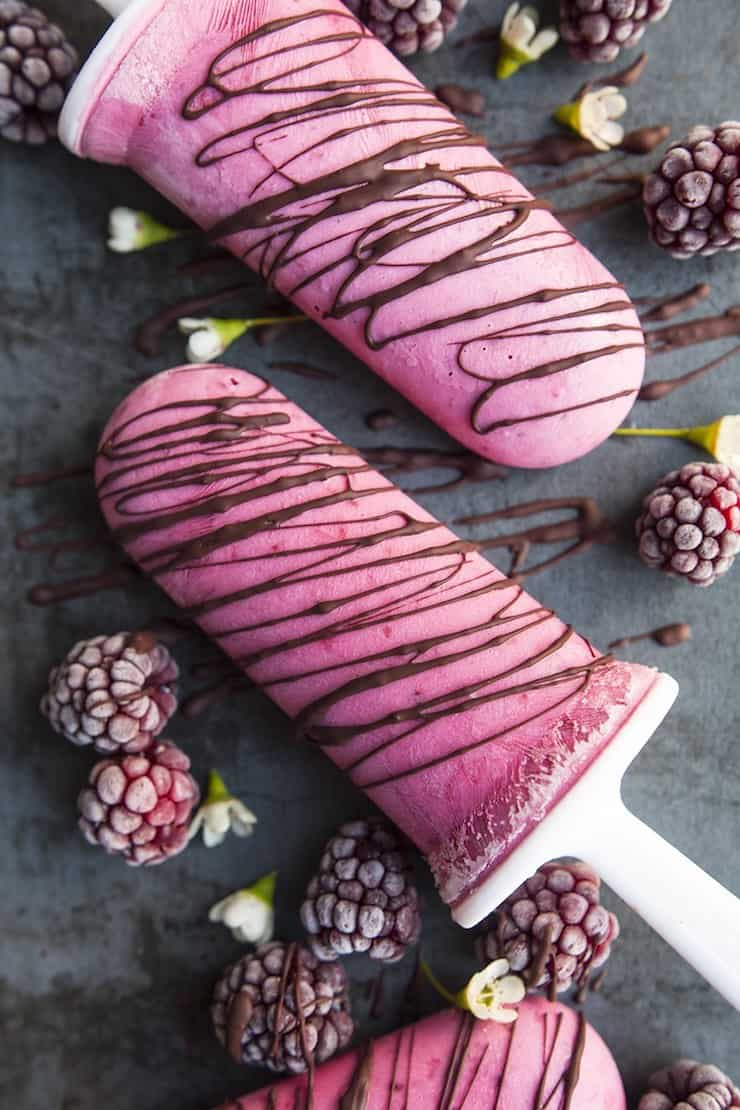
<box><xmin>95</xmin><ymin>365</ymin><xmax>675</xmax><ymax>925</ymax></box>
<box><xmin>62</xmin><ymin>0</ymin><xmax>645</xmax><ymax>468</ymax></box>
<box><xmin>212</xmin><ymin>997</ymin><xmax>626</xmax><ymax>1109</ymax></box>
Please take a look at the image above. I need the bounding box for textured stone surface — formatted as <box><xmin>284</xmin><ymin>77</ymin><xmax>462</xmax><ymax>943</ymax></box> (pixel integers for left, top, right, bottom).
<box><xmin>1</xmin><ymin>2</ymin><xmax>739</xmax><ymax>1108</ymax></box>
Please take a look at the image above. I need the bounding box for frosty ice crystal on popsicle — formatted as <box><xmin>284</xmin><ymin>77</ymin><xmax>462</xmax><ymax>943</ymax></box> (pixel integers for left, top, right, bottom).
<box><xmin>61</xmin><ymin>0</ymin><xmax>646</xmax><ymax>468</ymax></box>
<box><xmin>212</xmin><ymin>998</ymin><xmax>625</xmax><ymax>1109</ymax></box>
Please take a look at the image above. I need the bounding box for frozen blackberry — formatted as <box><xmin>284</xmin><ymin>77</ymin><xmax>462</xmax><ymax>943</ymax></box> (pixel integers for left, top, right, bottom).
<box><xmin>476</xmin><ymin>861</ymin><xmax>619</xmax><ymax>994</ymax></box>
<box><xmin>638</xmin><ymin>1059</ymin><xmax>740</xmax><ymax>1110</ymax></box>
<box><xmin>644</xmin><ymin>122</ymin><xmax>740</xmax><ymax>258</ymax></box>
<box><xmin>211</xmin><ymin>942</ymin><xmax>353</xmax><ymax>1074</ymax></box>
<box><xmin>0</xmin><ymin>1</ymin><xmax>78</xmax><ymax>144</ymax></box>
<box><xmin>636</xmin><ymin>462</ymin><xmax>740</xmax><ymax>587</ymax></box>
<box><xmin>343</xmin><ymin>0</ymin><xmax>469</xmax><ymax>56</ymax></box>
<box><xmin>42</xmin><ymin>631</ymin><xmax>179</xmax><ymax>754</ymax></box>
<box><xmin>300</xmin><ymin>818</ymin><xmax>421</xmax><ymax>963</ymax></box>
<box><xmin>559</xmin><ymin>0</ymin><xmax>673</xmax><ymax>64</ymax></box>
<box><xmin>77</xmin><ymin>741</ymin><xmax>199</xmax><ymax>866</ymax></box>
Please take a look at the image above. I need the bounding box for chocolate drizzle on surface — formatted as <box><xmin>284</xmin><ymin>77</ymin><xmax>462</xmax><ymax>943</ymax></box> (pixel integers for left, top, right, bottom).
<box><xmin>361</xmin><ymin>445</ymin><xmax>506</xmax><ymax>493</ymax></box>
<box><xmin>458</xmin><ymin>497</ymin><xmax>616</xmax><ymax>579</ymax></box>
<box><xmin>97</xmin><ymin>374</ymin><xmax>619</xmax><ymax>809</ymax></box>
<box><xmin>339</xmin><ymin>1041</ymin><xmax>373</xmax><ymax>1110</ymax></box>
<box><xmin>11</xmin><ymin>462</ymin><xmax>92</xmax><ymax>488</ymax></box>
<box><xmin>180</xmin><ymin>10</ymin><xmax>642</xmax><ymax>440</ymax></box>
<box><xmin>609</xmin><ymin>622</ymin><xmax>691</xmax><ymax>650</ymax></box>
<box><xmin>639</xmin><ymin>343</ymin><xmax>740</xmax><ymax>401</ymax></box>
<box><xmin>640</xmin><ymin>282</ymin><xmax>711</xmax><ymax>323</ymax></box>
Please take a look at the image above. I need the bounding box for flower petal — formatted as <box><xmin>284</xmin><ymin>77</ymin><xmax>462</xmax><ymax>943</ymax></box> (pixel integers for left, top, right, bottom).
<box><xmin>501</xmin><ymin>3</ymin><xmax>520</xmax><ymax>35</ymax></box>
<box><xmin>497</xmin><ymin>975</ymin><xmax>527</xmax><ymax>1004</ymax></box>
<box><xmin>528</xmin><ymin>27</ymin><xmax>559</xmax><ymax>58</ymax></box>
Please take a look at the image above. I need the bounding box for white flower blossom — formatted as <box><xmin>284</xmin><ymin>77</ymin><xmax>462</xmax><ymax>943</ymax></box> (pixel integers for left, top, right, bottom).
<box><xmin>458</xmin><ymin>959</ymin><xmax>526</xmax><ymax>1023</ymax></box>
<box><xmin>209</xmin><ymin>872</ymin><xmax>277</xmax><ymax>945</ymax></box>
<box><xmin>189</xmin><ymin>770</ymin><xmax>257</xmax><ymax>847</ymax></box>
<box><xmin>554</xmin><ymin>86</ymin><xmax>628</xmax><ymax>152</ymax></box>
<box><xmin>107</xmin><ymin>207</ymin><xmax>181</xmax><ymax>253</ymax></box>
<box><xmin>178</xmin><ymin>313</ymin><xmax>306</xmax><ymax>363</ymax></box>
<box><xmin>614</xmin><ymin>415</ymin><xmax>740</xmax><ymax>471</ymax></box>
<box><xmin>497</xmin><ymin>4</ymin><xmax>559</xmax><ymax>80</ymax></box>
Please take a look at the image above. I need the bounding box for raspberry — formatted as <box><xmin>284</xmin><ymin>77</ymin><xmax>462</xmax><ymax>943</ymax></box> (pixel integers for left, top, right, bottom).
<box><xmin>211</xmin><ymin>942</ymin><xmax>353</xmax><ymax>1073</ymax></box>
<box><xmin>0</xmin><ymin>1</ymin><xmax>78</xmax><ymax>144</ymax></box>
<box><xmin>300</xmin><ymin>818</ymin><xmax>421</xmax><ymax>963</ymax></box>
<box><xmin>644</xmin><ymin>123</ymin><xmax>740</xmax><ymax>258</ymax></box>
<box><xmin>343</xmin><ymin>0</ymin><xmax>469</xmax><ymax>56</ymax></box>
<box><xmin>638</xmin><ymin>1059</ymin><xmax>740</xmax><ymax>1110</ymax></box>
<box><xmin>77</xmin><ymin>740</ymin><xmax>199</xmax><ymax>866</ymax></box>
<box><xmin>41</xmin><ymin>631</ymin><xmax>178</xmax><ymax>754</ymax></box>
<box><xmin>559</xmin><ymin>0</ymin><xmax>673</xmax><ymax>63</ymax></box>
<box><xmin>476</xmin><ymin>861</ymin><xmax>619</xmax><ymax>994</ymax></box>
<box><xmin>635</xmin><ymin>462</ymin><xmax>740</xmax><ymax>587</ymax></box>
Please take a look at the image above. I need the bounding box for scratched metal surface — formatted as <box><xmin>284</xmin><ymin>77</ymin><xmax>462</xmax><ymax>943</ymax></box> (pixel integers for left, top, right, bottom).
<box><xmin>1</xmin><ymin>1</ymin><xmax>739</xmax><ymax>1107</ymax></box>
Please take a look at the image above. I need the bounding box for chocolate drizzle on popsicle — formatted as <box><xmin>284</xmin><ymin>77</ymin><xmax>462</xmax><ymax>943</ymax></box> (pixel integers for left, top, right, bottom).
<box><xmin>180</xmin><ymin>10</ymin><xmax>642</xmax><ymax>440</ymax></box>
<box><xmin>97</xmin><ymin>372</ymin><xmax>620</xmax><ymax>819</ymax></box>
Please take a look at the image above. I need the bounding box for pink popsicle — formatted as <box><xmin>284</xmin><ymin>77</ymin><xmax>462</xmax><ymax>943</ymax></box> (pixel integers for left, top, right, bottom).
<box><xmin>212</xmin><ymin>998</ymin><xmax>625</xmax><ymax>1109</ymax></box>
<box><xmin>95</xmin><ymin>364</ymin><xmax>667</xmax><ymax>918</ymax></box>
<box><xmin>62</xmin><ymin>0</ymin><xmax>645</xmax><ymax>468</ymax></box>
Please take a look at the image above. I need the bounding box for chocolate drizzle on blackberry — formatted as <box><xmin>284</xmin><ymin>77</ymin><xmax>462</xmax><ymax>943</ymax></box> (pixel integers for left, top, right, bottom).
<box><xmin>180</xmin><ymin>10</ymin><xmax>642</xmax><ymax>439</ymax></box>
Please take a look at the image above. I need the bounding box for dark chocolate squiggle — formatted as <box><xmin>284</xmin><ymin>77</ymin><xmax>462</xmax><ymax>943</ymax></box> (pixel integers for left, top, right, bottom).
<box><xmin>180</xmin><ymin>9</ymin><xmax>641</xmax><ymax>437</ymax></box>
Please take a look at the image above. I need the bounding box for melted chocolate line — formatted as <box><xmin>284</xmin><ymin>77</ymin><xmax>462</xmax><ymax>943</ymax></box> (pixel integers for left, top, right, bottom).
<box><xmin>555</xmin><ymin>182</ymin><xmax>643</xmax><ymax>228</ymax></box>
<box><xmin>340</xmin><ymin>1042</ymin><xmax>374</xmax><ymax>1110</ymax></box>
<box><xmin>27</xmin><ymin>567</ymin><xmax>136</xmax><ymax>606</ymax></box>
<box><xmin>438</xmin><ymin>1010</ymin><xmax>475</xmax><ymax>1110</ymax></box>
<box><xmin>269</xmin><ymin>360</ymin><xmax>336</xmax><ymax>381</ymax></box>
<box><xmin>226</xmin><ymin>989</ymin><xmax>253</xmax><ymax>1065</ymax></box>
<box><xmin>458</xmin><ymin>1044</ymin><xmax>489</xmax><ymax>1109</ymax></box>
<box><xmin>179</xmin><ymin>12</ymin><xmax>641</xmax><ymax>438</ymax></box>
<box><xmin>608</xmin><ymin>622</ymin><xmax>691</xmax><ymax>650</ymax></box>
<box><xmin>541</xmin><ymin>1013</ymin><xmax>587</xmax><ymax>1110</ymax></box>
<box><xmin>638</xmin><ymin>342</ymin><xmax>740</xmax><ymax>401</ymax></box>
<box><xmin>271</xmin><ymin>943</ymin><xmax>297</xmax><ymax>1061</ymax></box>
<box><xmin>180</xmin><ymin>674</ymin><xmax>250</xmax><ymax>719</ymax></box>
<box><xmin>641</xmin><ymin>282</ymin><xmax>711</xmax><ymax>323</ymax></box>
<box><xmin>645</xmin><ymin>306</ymin><xmax>740</xmax><ymax>353</ymax></box>
<box><xmin>492</xmin><ymin>1021</ymin><xmax>517</xmax><ymax>1110</ymax></box>
<box><xmin>11</xmin><ymin>462</ymin><xmax>92</xmax><ymax>488</ymax></box>
<box><xmin>574</xmin><ymin>52</ymin><xmax>648</xmax><ymax>100</ymax></box>
<box><xmin>362</xmin><ymin>446</ymin><xmax>506</xmax><ymax>494</ymax></box>
<box><xmin>293</xmin><ymin>949</ymin><xmax>315</xmax><ymax>1110</ymax></box>
<box><xmin>535</xmin><ymin>1012</ymin><xmax>563</xmax><ymax>1110</ymax></box>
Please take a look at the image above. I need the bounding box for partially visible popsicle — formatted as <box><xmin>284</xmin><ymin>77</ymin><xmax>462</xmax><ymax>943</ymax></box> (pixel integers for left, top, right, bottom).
<box><xmin>95</xmin><ymin>366</ymin><xmax>740</xmax><ymax>1009</ymax></box>
<box><xmin>213</xmin><ymin>998</ymin><xmax>626</xmax><ymax>1109</ymax></box>
<box><xmin>62</xmin><ymin>0</ymin><xmax>645</xmax><ymax>468</ymax></box>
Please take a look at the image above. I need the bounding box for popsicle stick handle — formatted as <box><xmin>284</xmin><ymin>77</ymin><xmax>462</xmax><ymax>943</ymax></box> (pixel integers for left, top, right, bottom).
<box><xmin>94</xmin><ymin>0</ymin><xmax>132</xmax><ymax>15</ymax></box>
<box><xmin>582</xmin><ymin>803</ymin><xmax>740</xmax><ymax>1010</ymax></box>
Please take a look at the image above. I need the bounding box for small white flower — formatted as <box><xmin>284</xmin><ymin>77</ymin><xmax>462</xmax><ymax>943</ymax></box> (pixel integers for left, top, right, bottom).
<box><xmin>189</xmin><ymin>769</ymin><xmax>257</xmax><ymax>847</ymax></box>
<box><xmin>554</xmin><ymin>86</ymin><xmax>628</xmax><ymax>152</ymax></box>
<box><xmin>497</xmin><ymin>4</ymin><xmax>559</xmax><ymax>80</ymax></box>
<box><xmin>178</xmin><ymin>313</ymin><xmax>307</xmax><ymax>363</ymax></box>
<box><xmin>712</xmin><ymin>415</ymin><xmax>740</xmax><ymax>471</ymax></box>
<box><xmin>458</xmin><ymin>958</ymin><xmax>526</xmax><ymax>1023</ymax></box>
<box><xmin>209</xmin><ymin>872</ymin><xmax>277</xmax><ymax>945</ymax></box>
<box><xmin>107</xmin><ymin>207</ymin><xmax>181</xmax><ymax>253</ymax></box>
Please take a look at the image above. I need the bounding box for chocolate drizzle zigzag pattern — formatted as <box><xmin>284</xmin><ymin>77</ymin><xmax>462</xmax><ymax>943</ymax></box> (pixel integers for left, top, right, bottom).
<box><xmin>180</xmin><ymin>9</ymin><xmax>641</xmax><ymax>436</ymax></box>
<box><xmin>98</xmin><ymin>373</ymin><xmax>614</xmax><ymax>800</ymax></box>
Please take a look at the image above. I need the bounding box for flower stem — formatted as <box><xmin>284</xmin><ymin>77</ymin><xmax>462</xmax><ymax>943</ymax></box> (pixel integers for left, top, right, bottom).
<box><xmin>420</xmin><ymin>959</ymin><xmax>458</xmax><ymax>1007</ymax></box>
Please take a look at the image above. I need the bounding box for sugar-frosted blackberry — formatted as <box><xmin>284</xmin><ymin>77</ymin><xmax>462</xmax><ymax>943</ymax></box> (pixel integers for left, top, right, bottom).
<box><xmin>211</xmin><ymin>942</ymin><xmax>353</xmax><ymax>1074</ymax></box>
<box><xmin>638</xmin><ymin>1059</ymin><xmax>740</xmax><ymax>1110</ymax></box>
<box><xmin>300</xmin><ymin>818</ymin><xmax>421</xmax><ymax>963</ymax></box>
<box><xmin>559</xmin><ymin>0</ymin><xmax>673</xmax><ymax>64</ymax></box>
<box><xmin>343</xmin><ymin>0</ymin><xmax>469</xmax><ymax>56</ymax></box>
<box><xmin>636</xmin><ymin>462</ymin><xmax>740</xmax><ymax>587</ymax></box>
<box><xmin>476</xmin><ymin>861</ymin><xmax>619</xmax><ymax>994</ymax></box>
<box><xmin>0</xmin><ymin>1</ymin><xmax>78</xmax><ymax>144</ymax></box>
<box><xmin>644</xmin><ymin>122</ymin><xmax>740</xmax><ymax>258</ymax></box>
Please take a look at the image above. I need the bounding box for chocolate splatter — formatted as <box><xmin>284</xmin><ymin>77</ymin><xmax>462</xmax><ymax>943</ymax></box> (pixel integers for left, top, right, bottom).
<box><xmin>555</xmin><ymin>179</ymin><xmax>644</xmax><ymax>228</ymax></box>
<box><xmin>458</xmin><ymin>497</ymin><xmax>616</xmax><ymax>579</ymax></box>
<box><xmin>268</xmin><ymin>360</ymin><xmax>336</xmax><ymax>381</ymax></box>
<box><xmin>12</xmin><ymin>462</ymin><xmax>92</xmax><ymax>488</ymax></box>
<box><xmin>435</xmin><ymin>83</ymin><xmax>486</xmax><ymax>118</ymax></box>
<box><xmin>361</xmin><ymin>445</ymin><xmax>506</xmax><ymax>493</ymax></box>
<box><xmin>27</xmin><ymin>567</ymin><xmax>136</xmax><ymax>606</ymax></box>
<box><xmin>609</xmin><ymin>622</ymin><xmax>692</xmax><ymax>650</ymax></box>
<box><xmin>639</xmin><ymin>342</ymin><xmax>740</xmax><ymax>401</ymax></box>
<box><xmin>641</xmin><ymin>282</ymin><xmax>711</xmax><ymax>323</ymax></box>
<box><xmin>646</xmin><ymin>305</ymin><xmax>740</xmax><ymax>354</ymax></box>
<box><xmin>575</xmin><ymin>52</ymin><xmax>649</xmax><ymax>99</ymax></box>
<box><xmin>619</xmin><ymin>124</ymin><xmax>670</xmax><ymax>155</ymax></box>
<box><xmin>364</xmin><ymin>409</ymin><xmax>398</xmax><ymax>432</ymax></box>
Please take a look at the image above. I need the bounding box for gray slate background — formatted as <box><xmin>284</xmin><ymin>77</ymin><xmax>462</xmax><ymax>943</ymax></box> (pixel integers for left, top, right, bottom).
<box><xmin>1</xmin><ymin>1</ymin><xmax>739</xmax><ymax>1107</ymax></box>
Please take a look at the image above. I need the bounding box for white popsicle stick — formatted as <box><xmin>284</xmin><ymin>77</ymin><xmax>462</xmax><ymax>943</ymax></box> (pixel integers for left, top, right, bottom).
<box><xmin>454</xmin><ymin>673</ymin><xmax>740</xmax><ymax>1011</ymax></box>
<box><xmin>94</xmin><ymin>0</ymin><xmax>133</xmax><ymax>14</ymax></box>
